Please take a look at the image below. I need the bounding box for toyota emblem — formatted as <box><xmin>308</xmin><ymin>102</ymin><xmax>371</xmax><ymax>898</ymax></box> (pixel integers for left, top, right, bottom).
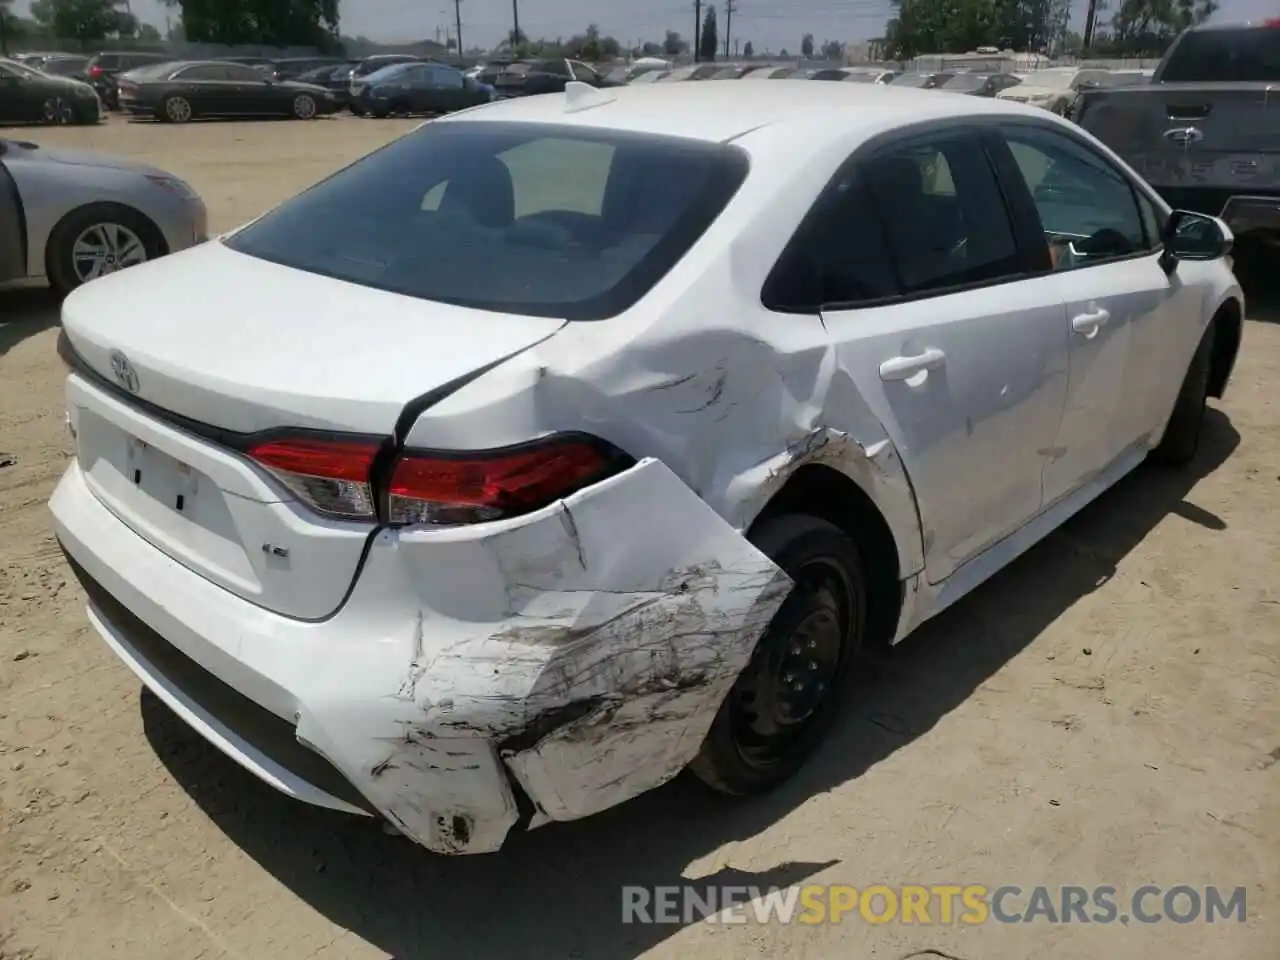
<box><xmin>108</xmin><ymin>349</ymin><xmax>140</xmax><ymax>394</ymax></box>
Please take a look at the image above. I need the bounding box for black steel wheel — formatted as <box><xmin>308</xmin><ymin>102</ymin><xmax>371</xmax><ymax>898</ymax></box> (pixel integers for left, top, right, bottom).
<box><xmin>690</xmin><ymin>514</ymin><xmax>866</xmax><ymax>795</ymax></box>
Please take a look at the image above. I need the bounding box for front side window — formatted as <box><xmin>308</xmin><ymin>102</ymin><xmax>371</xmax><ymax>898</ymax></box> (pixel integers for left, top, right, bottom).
<box><xmin>1001</xmin><ymin>125</ymin><xmax>1151</xmax><ymax>270</ymax></box>
<box><xmin>570</xmin><ymin>61</ymin><xmax>600</xmax><ymax>82</ymax></box>
<box><xmin>226</xmin><ymin>121</ymin><xmax>749</xmax><ymax>320</ymax></box>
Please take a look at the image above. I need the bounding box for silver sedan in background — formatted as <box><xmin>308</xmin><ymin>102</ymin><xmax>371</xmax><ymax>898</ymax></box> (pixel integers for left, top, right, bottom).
<box><xmin>0</xmin><ymin>137</ymin><xmax>207</xmax><ymax>294</ymax></box>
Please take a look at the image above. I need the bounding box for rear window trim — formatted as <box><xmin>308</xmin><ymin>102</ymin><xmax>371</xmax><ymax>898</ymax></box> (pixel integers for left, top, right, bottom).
<box><xmin>224</xmin><ymin>121</ymin><xmax>751</xmax><ymax>322</ymax></box>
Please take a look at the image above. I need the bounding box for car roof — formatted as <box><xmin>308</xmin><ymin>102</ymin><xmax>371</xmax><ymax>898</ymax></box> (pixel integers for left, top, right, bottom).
<box><xmin>443</xmin><ymin>78</ymin><xmax>1047</xmax><ymax>145</ymax></box>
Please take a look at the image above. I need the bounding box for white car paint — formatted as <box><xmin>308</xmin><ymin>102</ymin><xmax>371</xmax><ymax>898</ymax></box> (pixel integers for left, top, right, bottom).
<box><xmin>50</xmin><ymin>80</ymin><xmax>1243</xmax><ymax>854</ymax></box>
<box><xmin>996</xmin><ymin>68</ymin><xmax>1112</xmax><ymax>110</ymax></box>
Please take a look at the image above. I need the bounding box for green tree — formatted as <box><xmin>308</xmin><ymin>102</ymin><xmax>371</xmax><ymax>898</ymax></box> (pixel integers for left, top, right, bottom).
<box><xmin>169</xmin><ymin>0</ymin><xmax>340</xmax><ymax>47</ymax></box>
<box><xmin>820</xmin><ymin>38</ymin><xmax>844</xmax><ymax>60</ymax></box>
<box><xmin>135</xmin><ymin>21</ymin><xmax>162</xmax><ymax>41</ymax></box>
<box><xmin>0</xmin><ymin>0</ymin><xmax>15</xmax><ymax>55</ymax></box>
<box><xmin>31</xmin><ymin>0</ymin><xmax>133</xmax><ymax>43</ymax></box>
<box><xmin>641</xmin><ymin>40</ymin><xmax>661</xmax><ymax>55</ymax></box>
<box><xmin>801</xmin><ymin>32</ymin><xmax>814</xmax><ymax>57</ymax></box>
<box><xmin>699</xmin><ymin>5</ymin><xmax>717</xmax><ymax>62</ymax></box>
<box><xmin>1106</xmin><ymin>0</ymin><xmax>1216</xmax><ymax>51</ymax></box>
<box><xmin>742</xmin><ymin>39</ymin><xmax>753</xmax><ymax>56</ymax></box>
<box><xmin>662</xmin><ymin>29</ymin><xmax>686</xmax><ymax>55</ymax></box>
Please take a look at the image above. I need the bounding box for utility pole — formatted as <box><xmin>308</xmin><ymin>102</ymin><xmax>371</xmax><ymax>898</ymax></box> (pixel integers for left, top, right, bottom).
<box><xmin>511</xmin><ymin>0</ymin><xmax>521</xmax><ymax>47</ymax></box>
<box><xmin>454</xmin><ymin>0</ymin><xmax>463</xmax><ymax>55</ymax></box>
<box><xmin>694</xmin><ymin>0</ymin><xmax>701</xmax><ymax>62</ymax></box>
<box><xmin>1082</xmin><ymin>0</ymin><xmax>1099</xmax><ymax>50</ymax></box>
<box><xmin>724</xmin><ymin>0</ymin><xmax>734</xmax><ymax>60</ymax></box>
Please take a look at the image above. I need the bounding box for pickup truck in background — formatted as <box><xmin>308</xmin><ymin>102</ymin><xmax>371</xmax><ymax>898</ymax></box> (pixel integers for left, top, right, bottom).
<box><xmin>1075</xmin><ymin>20</ymin><xmax>1280</xmax><ymax>290</ymax></box>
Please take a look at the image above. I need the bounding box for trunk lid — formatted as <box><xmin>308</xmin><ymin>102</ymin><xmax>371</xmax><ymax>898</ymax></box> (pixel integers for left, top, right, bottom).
<box><xmin>61</xmin><ymin>241</ymin><xmax>565</xmax><ymax>620</ymax></box>
<box><xmin>60</xmin><ymin>240</ymin><xmax>565</xmax><ymax>435</ymax></box>
<box><xmin>1077</xmin><ymin>85</ymin><xmax>1280</xmax><ymax>199</ymax></box>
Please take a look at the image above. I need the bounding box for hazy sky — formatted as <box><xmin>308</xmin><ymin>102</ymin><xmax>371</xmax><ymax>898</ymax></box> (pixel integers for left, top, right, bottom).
<box><xmin>15</xmin><ymin>0</ymin><xmax>1279</xmax><ymax>52</ymax></box>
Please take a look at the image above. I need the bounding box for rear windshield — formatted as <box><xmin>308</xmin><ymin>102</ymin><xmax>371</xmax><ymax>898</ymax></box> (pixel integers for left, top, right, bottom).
<box><xmin>1159</xmin><ymin>27</ymin><xmax>1280</xmax><ymax>82</ymax></box>
<box><xmin>225</xmin><ymin>121</ymin><xmax>749</xmax><ymax>321</ymax></box>
<box><xmin>890</xmin><ymin>73</ymin><xmax>931</xmax><ymax>87</ymax></box>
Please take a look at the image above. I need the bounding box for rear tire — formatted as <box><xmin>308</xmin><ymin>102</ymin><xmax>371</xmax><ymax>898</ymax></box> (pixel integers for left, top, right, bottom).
<box><xmin>1152</xmin><ymin>322</ymin><xmax>1214</xmax><ymax>466</ymax></box>
<box><xmin>158</xmin><ymin>94</ymin><xmax>193</xmax><ymax>123</ymax></box>
<box><xmin>689</xmin><ymin>515</ymin><xmax>866</xmax><ymax>796</ymax></box>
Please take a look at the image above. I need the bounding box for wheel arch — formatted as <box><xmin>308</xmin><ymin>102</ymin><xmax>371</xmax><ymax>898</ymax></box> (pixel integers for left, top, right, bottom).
<box><xmin>44</xmin><ymin>201</ymin><xmax>169</xmax><ymax>285</ymax></box>
<box><xmin>747</xmin><ymin>460</ymin><xmax>913</xmax><ymax>651</ymax></box>
<box><xmin>1207</xmin><ymin>295</ymin><xmax>1242</xmax><ymax>400</ymax></box>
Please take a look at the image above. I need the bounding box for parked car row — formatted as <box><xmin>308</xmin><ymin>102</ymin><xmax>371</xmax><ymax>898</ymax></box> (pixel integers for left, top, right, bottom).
<box><xmin>0</xmin><ymin>58</ymin><xmax>103</xmax><ymax>126</ymax></box>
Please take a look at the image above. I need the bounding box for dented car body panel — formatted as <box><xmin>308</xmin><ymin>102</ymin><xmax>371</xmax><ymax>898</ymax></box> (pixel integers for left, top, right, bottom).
<box><xmin>53</xmin><ymin>457</ymin><xmax>789</xmax><ymax>853</ymax></box>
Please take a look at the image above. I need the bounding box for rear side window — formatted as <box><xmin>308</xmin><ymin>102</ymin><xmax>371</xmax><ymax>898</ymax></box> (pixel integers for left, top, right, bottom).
<box><xmin>176</xmin><ymin>65</ymin><xmax>222</xmax><ymax>81</ymax></box>
<box><xmin>863</xmin><ymin>133</ymin><xmax>1020</xmax><ymax>295</ymax></box>
<box><xmin>225</xmin><ymin>121</ymin><xmax>749</xmax><ymax>320</ymax></box>
<box><xmin>764</xmin><ymin>131</ymin><xmax>1020</xmax><ymax>310</ymax></box>
<box><xmin>1159</xmin><ymin>27</ymin><xmax>1280</xmax><ymax>82</ymax></box>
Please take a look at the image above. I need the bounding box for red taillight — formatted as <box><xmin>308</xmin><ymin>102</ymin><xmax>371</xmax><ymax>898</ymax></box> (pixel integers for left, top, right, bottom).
<box><xmin>246</xmin><ymin>434</ymin><xmax>630</xmax><ymax>527</ymax></box>
<box><xmin>387</xmin><ymin>437</ymin><xmax>627</xmax><ymax>526</ymax></box>
<box><xmin>89</xmin><ymin>65</ymin><xmax>103</xmax><ymax>77</ymax></box>
<box><xmin>247</xmin><ymin>438</ymin><xmax>380</xmax><ymax>521</ymax></box>
<box><xmin>1265</xmin><ymin>17</ymin><xmax>1280</xmax><ymax>26</ymax></box>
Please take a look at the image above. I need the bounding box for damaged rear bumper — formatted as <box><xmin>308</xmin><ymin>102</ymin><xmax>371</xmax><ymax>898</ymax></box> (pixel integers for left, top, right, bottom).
<box><xmin>51</xmin><ymin>458</ymin><xmax>789</xmax><ymax>854</ymax></box>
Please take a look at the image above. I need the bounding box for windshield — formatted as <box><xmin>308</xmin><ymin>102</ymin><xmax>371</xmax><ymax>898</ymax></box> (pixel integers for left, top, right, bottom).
<box><xmin>891</xmin><ymin>73</ymin><xmax>931</xmax><ymax>87</ymax></box>
<box><xmin>842</xmin><ymin>72</ymin><xmax>879</xmax><ymax>83</ymax></box>
<box><xmin>225</xmin><ymin>121</ymin><xmax>749</xmax><ymax>321</ymax></box>
<box><xmin>941</xmin><ymin>74</ymin><xmax>987</xmax><ymax>91</ymax></box>
<box><xmin>1158</xmin><ymin>26</ymin><xmax>1280</xmax><ymax>82</ymax></box>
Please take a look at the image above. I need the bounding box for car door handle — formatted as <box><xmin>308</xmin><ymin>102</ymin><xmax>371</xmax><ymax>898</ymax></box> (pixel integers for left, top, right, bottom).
<box><xmin>1071</xmin><ymin>308</ymin><xmax>1111</xmax><ymax>337</ymax></box>
<box><xmin>879</xmin><ymin>347</ymin><xmax>946</xmax><ymax>381</ymax></box>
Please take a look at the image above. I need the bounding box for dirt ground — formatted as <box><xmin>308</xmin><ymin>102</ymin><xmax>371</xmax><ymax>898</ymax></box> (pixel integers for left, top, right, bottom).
<box><xmin>1</xmin><ymin>115</ymin><xmax>1277</xmax><ymax>960</ymax></box>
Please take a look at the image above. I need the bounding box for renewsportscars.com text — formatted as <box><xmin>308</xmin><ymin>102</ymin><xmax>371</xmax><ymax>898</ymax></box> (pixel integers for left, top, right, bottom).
<box><xmin>621</xmin><ymin>884</ymin><xmax>1248</xmax><ymax>926</ymax></box>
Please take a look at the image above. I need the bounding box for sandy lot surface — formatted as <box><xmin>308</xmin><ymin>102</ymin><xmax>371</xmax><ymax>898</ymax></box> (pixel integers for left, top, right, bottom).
<box><xmin>1</xmin><ymin>115</ymin><xmax>1277</xmax><ymax>960</ymax></box>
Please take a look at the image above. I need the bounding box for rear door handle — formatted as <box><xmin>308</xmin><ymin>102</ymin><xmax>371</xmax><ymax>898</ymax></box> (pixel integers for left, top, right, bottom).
<box><xmin>879</xmin><ymin>347</ymin><xmax>946</xmax><ymax>381</ymax></box>
<box><xmin>1071</xmin><ymin>308</ymin><xmax>1110</xmax><ymax>337</ymax></box>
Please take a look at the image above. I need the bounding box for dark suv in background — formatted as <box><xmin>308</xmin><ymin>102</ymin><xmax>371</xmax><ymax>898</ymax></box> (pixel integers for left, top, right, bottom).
<box><xmin>85</xmin><ymin>51</ymin><xmax>170</xmax><ymax>109</ymax></box>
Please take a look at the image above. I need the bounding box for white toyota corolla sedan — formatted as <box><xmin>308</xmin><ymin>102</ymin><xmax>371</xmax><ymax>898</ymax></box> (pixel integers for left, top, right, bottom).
<box><xmin>50</xmin><ymin>80</ymin><xmax>1242</xmax><ymax>855</ymax></box>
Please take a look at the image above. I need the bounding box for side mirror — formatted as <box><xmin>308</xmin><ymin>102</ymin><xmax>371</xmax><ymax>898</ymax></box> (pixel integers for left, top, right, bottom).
<box><xmin>1159</xmin><ymin>209</ymin><xmax>1233</xmax><ymax>275</ymax></box>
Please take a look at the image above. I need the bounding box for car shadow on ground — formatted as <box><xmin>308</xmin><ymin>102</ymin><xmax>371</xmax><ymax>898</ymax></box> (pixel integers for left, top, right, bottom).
<box><xmin>141</xmin><ymin>408</ymin><xmax>1240</xmax><ymax>960</ymax></box>
<box><xmin>1248</xmin><ymin>294</ymin><xmax>1280</xmax><ymax>324</ymax></box>
<box><xmin>0</xmin><ymin>287</ymin><xmax>59</xmax><ymax>358</ymax></box>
